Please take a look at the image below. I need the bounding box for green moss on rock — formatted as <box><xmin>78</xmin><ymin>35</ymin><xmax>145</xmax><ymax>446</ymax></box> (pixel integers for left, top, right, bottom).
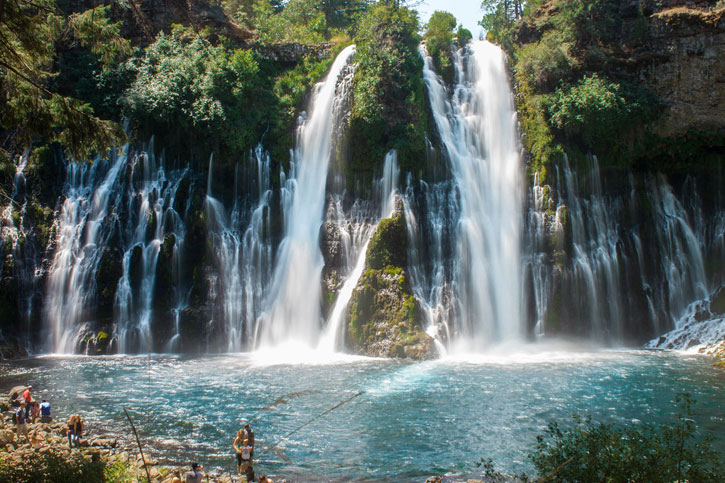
<box><xmin>366</xmin><ymin>213</ymin><xmax>407</xmax><ymax>270</ymax></box>
<box><xmin>344</xmin><ymin>211</ymin><xmax>435</xmax><ymax>360</ymax></box>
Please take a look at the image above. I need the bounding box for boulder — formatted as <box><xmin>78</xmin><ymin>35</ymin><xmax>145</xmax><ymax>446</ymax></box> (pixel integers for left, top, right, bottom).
<box><xmin>0</xmin><ymin>429</ymin><xmax>16</xmax><ymax>444</ymax></box>
<box><xmin>345</xmin><ymin>210</ymin><xmax>437</xmax><ymax>360</ymax></box>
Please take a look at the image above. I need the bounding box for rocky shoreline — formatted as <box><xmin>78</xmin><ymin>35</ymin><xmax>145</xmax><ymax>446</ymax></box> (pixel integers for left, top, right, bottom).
<box><xmin>0</xmin><ymin>386</ymin><xmax>272</xmax><ymax>483</ymax></box>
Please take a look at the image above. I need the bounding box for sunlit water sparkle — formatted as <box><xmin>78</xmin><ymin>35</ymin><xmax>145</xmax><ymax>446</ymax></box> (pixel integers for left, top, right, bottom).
<box><xmin>2</xmin><ymin>349</ymin><xmax>723</xmax><ymax>481</ymax></box>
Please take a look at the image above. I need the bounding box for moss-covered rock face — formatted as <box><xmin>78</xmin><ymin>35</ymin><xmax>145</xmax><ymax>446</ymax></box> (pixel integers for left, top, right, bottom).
<box><xmin>344</xmin><ymin>211</ymin><xmax>436</xmax><ymax>360</ymax></box>
<box><xmin>366</xmin><ymin>214</ymin><xmax>407</xmax><ymax>270</ymax></box>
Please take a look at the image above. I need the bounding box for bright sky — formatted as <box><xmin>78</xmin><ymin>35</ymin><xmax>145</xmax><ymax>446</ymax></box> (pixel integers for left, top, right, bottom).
<box><xmin>415</xmin><ymin>0</ymin><xmax>485</xmax><ymax>39</ymax></box>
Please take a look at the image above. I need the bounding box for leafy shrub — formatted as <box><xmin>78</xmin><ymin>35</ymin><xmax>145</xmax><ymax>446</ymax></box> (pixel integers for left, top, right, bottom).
<box><xmin>544</xmin><ymin>74</ymin><xmax>646</xmax><ymax>154</ymax></box>
<box><xmin>250</xmin><ymin>0</ymin><xmax>367</xmax><ymax>44</ymax></box>
<box><xmin>532</xmin><ymin>394</ymin><xmax>723</xmax><ymax>482</ymax></box>
<box><xmin>456</xmin><ymin>26</ymin><xmax>473</xmax><ymax>47</ymax></box>
<box><xmin>479</xmin><ymin>393</ymin><xmax>723</xmax><ymax>482</ymax></box>
<box><xmin>349</xmin><ymin>4</ymin><xmax>426</xmax><ymax>174</ymax></box>
<box><xmin>424</xmin><ymin>11</ymin><xmax>457</xmax><ymax>84</ymax></box>
<box><xmin>0</xmin><ymin>450</ymin><xmax>105</xmax><ymax>482</ymax></box>
<box><xmin>124</xmin><ymin>25</ymin><xmax>260</xmax><ymax>154</ymax></box>
<box><xmin>253</xmin><ymin>0</ymin><xmax>328</xmax><ymax>44</ymax></box>
<box><xmin>515</xmin><ymin>32</ymin><xmax>575</xmax><ymax>92</ymax></box>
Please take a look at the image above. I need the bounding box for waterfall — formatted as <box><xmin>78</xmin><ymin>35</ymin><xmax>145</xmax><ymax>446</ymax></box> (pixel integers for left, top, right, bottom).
<box><xmin>523</xmin><ymin>171</ymin><xmax>563</xmax><ymax>338</ymax></box>
<box><xmin>113</xmin><ymin>151</ymin><xmax>189</xmax><ymax>353</ymax></box>
<box><xmin>0</xmin><ymin>152</ymin><xmax>39</xmax><ymax>347</ymax></box>
<box><xmin>378</xmin><ymin>150</ymin><xmax>400</xmax><ymax>219</ymax></box>
<box><xmin>45</xmin><ymin>151</ymin><xmax>126</xmax><ymax>353</ymax></box>
<box><xmin>403</xmin><ymin>178</ymin><xmax>458</xmax><ymax>350</ymax></box>
<box><xmin>646</xmin><ymin>175</ymin><xmax>708</xmax><ymax>321</ymax></box>
<box><xmin>421</xmin><ymin>41</ymin><xmax>524</xmax><ymax>350</ymax></box>
<box><xmin>558</xmin><ymin>155</ymin><xmax>626</xmax><ymax>341</ymax></box>
<box><xmin>318</xmin><ymin>150</ymin><xmax>400</xmax><ymax>352</ymax></box>
<box><xmin>258</xmin><ymin>45</ymin><xmax>356</xmax><ymax>348</ymax></box>
<box><xmin>206</xmin><ymin>144</ymin><xmax>273</xmax><ymax>352</ymax></box>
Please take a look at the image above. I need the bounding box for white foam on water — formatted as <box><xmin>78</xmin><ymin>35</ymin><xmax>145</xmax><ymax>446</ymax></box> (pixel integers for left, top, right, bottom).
<box><xmin>249</xmin><ymin>342</ymin><xmax>374</xmax><ymax>367</ymax></box>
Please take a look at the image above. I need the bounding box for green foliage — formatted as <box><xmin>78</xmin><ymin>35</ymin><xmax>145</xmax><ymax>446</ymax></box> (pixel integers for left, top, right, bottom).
<box><xmin>103</xmin><ymin>459</ymin><xmax>137</xmax><ymax>482</ymax></box>
<box><xmin>253</xmin><ymin>0</ymin><xmax>328</xmax><ymax>44</ymax></box>
<box><xmin>456</xmin><ymin>26</ymin><xmax>473</xmax><ymax>47</ymax></box>
<box><xmin>349</xmin><ymin>4</ymin><xmax>426</xmax><ymax>174</ymax></box>
<box><xmin>544</xmin><ymin>74</ymin><xmax>649</xmax><ymax>156</ymax></box>
<box><xmin>479</xmin><ymin>0</ymin><xmax>524</xmax><ymax>51</ymax></box>
<box><xmin>0</xmin><ymin>1</ymin><xmax>131</xmax><ymax>159</ymax></box>
<box><xmin>367</xmin><ymin>213</ymin><xmax>407</xmax><ymax>270</ymax></box>
<box><xmin>530</xmin><ymin>394</ymin><xmax>723</xmax><ymax>482</ymax></box>
<box><xmin>424</xmin><ymin>11</ymin><xmax>457</xmax><ymax>84</ymax></box>
<box><xmin>125</xmin><ymin>25</ymin><xmax>260</xmax><ymax>155</ymax></box>
<box><xmin>251</xmin><ymin>0</ymin><xmax>366</xmax><ymax>44</ymax></box>
<box><xmin>55</xmin><ymin>48</ymin><xmax>134</xmax><ymax>123</ymax></box>
<box><xmin>0</xmin><ymin>450</ymin><xmax>106</xmax><ymax>482</ymax></box>
<box><xmin>515</xmin><ymin>32</ymin><xmax>575</xmax><ymax>92</ymax></box>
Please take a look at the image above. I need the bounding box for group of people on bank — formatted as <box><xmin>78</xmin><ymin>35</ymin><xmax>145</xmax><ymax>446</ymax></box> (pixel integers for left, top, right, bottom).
<box><xmin>13</xmin><ymin>385</ymin><xmax>275</xmax><ymax>482</ymax></box>
<box><xmin>12</xmin><ymin>385</ymin><xmax>84</xmax><ymax>449</ymax></box>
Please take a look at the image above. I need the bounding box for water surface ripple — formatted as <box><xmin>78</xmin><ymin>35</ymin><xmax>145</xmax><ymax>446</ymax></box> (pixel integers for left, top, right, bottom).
<box><xmin>1</xmin><ymin>349</ymin><xmax>723</xmax><ymax>481</ymax></box>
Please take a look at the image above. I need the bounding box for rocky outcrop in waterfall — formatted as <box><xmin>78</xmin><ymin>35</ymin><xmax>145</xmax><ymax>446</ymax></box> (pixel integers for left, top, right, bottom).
<box><xmin>345</xmin><ymin>209</ymin><xmax>436</xmax><ymax>359</ymax></box>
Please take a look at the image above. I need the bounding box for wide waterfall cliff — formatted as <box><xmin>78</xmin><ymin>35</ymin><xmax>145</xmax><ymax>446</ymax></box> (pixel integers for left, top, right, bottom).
<box><xmin>0</xmin><ymin>1</ymin><xmax>723</xmax><ymax>359</ymax></box>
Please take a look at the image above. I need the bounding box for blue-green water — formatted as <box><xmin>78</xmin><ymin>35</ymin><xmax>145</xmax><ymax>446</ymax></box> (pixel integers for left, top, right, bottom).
<box><xmin>2</xmin><ymin>347</ymin><xmax>724</xmax><ymax>481</ymax></box>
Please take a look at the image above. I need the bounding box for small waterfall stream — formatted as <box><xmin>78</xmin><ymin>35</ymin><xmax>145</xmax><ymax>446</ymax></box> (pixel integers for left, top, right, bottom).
<box><xmin>319</xmin><ymin>150</ymin><xmax>400</xmax><ymax>352</ymax></box>
<box><xmin>258</xmin><ymin>45</ymin><xmax>357</xmax><ymax>348</ymax></box>
<box><xmin>0</xmin><ymin>152</ymin><xmax>39</xmax><ymax>348</ymax></box>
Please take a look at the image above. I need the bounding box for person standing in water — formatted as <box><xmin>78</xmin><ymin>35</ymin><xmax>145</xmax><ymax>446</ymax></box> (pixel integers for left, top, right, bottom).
<box><xmin>22</xmin><ymin>386</ymin><xmax>33</xmax><ymax>419</ymax></box>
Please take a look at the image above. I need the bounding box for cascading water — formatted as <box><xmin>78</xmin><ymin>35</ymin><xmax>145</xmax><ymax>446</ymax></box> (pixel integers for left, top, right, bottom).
<box><xmin>524</xmin><ymin>151</ymin><xmax>717</xmax><ymax>347</ymax></box>
<box><xmin>319</xmin><ymin>150</ymin><xmax>400</xmax><ymax>352</ymax></box>
<box><xmin>113</xmin><ymin>151</ymin><xmax>189</xmax><ymax>353</ymax></box>
<box><xmin>206</xmin><ymin>144</ymin><xmax>273</xmax><ymax>352</ymax></box>
<box><xmin>0</xmin><ymin>152</ymin><xmax>40</xmax><ymax>347</ymax></box>
<box><xmin>45</xmin><ymin>151</ymin><xmax>127</xmax><ymax>353</ymax></box>
<box><xmin>559</xmin><ymin>155</ymin><xmax>627</xmax><ymax>341</ymax></box>
<box><xmin>421</xmin><ymin>41</ymin><xmax>524</xmax><ymax>350</ymax></box>
<box><xmin>403</xmin><ymin>177</ymin><xmax>459</xmax><ymax>350</ymax></box>
<box><xmin>523</xmin><ymin>171</ymin><xmax>564</xmax><ymax>338</ymax></box>
<box><xmin>258</xmin><ymin>45</ymin><xmax>356</xmax><ymax>348</ymax></box>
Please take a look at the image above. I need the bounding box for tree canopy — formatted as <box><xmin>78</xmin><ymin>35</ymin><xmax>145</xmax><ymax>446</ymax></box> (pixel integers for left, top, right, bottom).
<box><xmin>0</xmin><ymin>0</ymin><xmax>131</xmax><ymax>160</ymax></box>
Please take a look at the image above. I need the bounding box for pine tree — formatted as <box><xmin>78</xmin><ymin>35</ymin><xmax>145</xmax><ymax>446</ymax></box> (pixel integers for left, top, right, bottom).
<box><xmin>0</xmin><ymin>0</ymin><xmax>131</xmax><ymax>159</ymax></box>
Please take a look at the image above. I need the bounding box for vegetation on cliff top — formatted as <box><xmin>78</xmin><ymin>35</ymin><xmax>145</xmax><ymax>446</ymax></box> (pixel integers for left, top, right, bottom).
<box><xmin>423</xmin><ymin>11</ymin><xmax>472</xmax><ymax>85</ymax></box>
<box><xmin>348</xmin><ymin>4</ymin><xmax>427</xmax><ymax>177</ymax></box>
<box><xmin>481</xmin><ymin>0</ymin><xmax>670</xmax><ymax>179</ymax></box>
<box><xmin>0</xmin><ymin>0</ymin><xmax>131</xmax><ymax>161</ymax></box>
